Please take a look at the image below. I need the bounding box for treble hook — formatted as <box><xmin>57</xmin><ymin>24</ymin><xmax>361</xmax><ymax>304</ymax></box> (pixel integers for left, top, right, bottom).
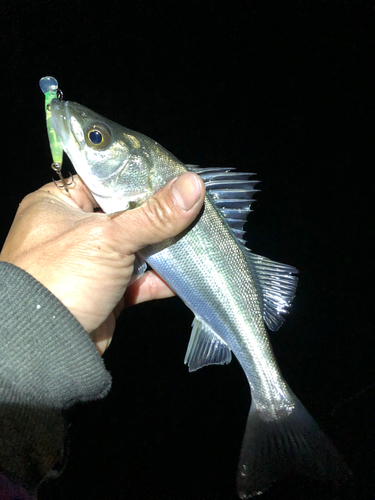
<box><xmin>51</xmin><ymin>162</ymin><xmax>74</xmax><ymax>193</ymax></box>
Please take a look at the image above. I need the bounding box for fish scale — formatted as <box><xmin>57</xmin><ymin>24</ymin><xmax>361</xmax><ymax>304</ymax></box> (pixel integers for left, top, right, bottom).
<box><xmin>50</xmin><ymin>95</ymin><xmax>349</xmax><ymax>498</ymax></box>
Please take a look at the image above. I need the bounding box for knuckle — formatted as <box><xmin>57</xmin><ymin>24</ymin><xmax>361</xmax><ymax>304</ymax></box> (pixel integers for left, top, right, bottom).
<box><xmin>83</xmin><ymin>217</ymin><xmax>112</xmax><ymax>244</ymax></box>
<box><xmin>142</xmin><ymin>196</ymin><xmax>175</xmax><ymax>231</ymax></box>
<box><xmin>17</xmin><ymin>192</ymin><xmax>38</xmax><ymax>213</ymax></box>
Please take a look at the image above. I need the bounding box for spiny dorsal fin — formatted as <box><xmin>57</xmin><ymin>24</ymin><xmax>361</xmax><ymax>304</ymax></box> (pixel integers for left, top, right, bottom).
<box><xmin>184</xmin><ymin>317</ymin><xmax>232</xmax><ymax>372</ymax></box>
<box><xmin>187</xmin><ymin>166</ymin><xmax>259</xmax><ymax>237</ymax></box>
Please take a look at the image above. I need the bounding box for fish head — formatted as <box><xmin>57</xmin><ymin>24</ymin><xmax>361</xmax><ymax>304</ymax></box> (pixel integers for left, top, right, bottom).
<box><xmin>50</xmin><ymin>99</ymin><xmax>156</xmax><ymax>212</ymax></box>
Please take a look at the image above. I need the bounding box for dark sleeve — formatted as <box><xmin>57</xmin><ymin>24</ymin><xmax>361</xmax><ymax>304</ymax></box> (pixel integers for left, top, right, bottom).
<box><xmin>0</xmin><ymin>262</ymin><xmax>112</xmax><ymax>498</ymax></box>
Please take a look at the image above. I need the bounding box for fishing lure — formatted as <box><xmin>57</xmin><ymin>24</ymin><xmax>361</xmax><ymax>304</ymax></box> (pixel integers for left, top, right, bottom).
<box><xmin>39</xmin><ymin>76</ymin><xmax>72</xmax><ymax>192</ymax></box>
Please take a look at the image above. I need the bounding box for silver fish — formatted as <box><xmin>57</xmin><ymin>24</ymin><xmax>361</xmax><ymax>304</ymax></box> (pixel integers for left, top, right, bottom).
<box><xmin>51</xmin><ymin>99</ymin><xmax>347</xmax><ymax>497</ymax></box>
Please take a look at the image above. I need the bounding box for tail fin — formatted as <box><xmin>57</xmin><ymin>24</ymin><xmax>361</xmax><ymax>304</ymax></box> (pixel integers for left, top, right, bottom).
<box><xmin>236</xmin><ymin>397</ymin><xmax>349</xmax><ymax>498</ymax></box>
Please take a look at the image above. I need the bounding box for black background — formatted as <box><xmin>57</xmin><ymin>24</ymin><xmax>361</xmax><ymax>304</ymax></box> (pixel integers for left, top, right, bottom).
<box><xmin>0</xmin><ymin>1</ymin><xmax>374</xmax><ymax>499</ymax></box>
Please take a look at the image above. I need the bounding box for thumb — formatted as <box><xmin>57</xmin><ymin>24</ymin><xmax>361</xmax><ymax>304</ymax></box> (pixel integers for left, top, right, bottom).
<box><xmin>113</xmin><ymin>172</ymin><xmax>205</xmax><ymax>253</ymax></box>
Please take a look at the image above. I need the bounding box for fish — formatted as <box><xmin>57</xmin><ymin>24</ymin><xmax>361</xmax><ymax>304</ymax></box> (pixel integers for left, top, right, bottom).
<box><xmin>50</xmin><ymin>98</ymin><xmax>348</xmax><ymax>497</ymax></box>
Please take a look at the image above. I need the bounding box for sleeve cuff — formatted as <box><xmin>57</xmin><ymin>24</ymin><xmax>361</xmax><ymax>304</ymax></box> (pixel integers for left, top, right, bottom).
<box><xmin>0</xmin><ymin>262</ymin><xmax>111</xmax><ymax>409</ymax></box>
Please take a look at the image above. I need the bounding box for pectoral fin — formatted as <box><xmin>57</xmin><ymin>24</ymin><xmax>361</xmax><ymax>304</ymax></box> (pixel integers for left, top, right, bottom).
<box><xmin>129</xmin><ymin>254</ymin><xmax>147</xmax><ymax>285</ymax></box>
<box><xmin>184</xmin><ymin>317</ymin><xmax>232</xmax><ymax>372</ymax></box>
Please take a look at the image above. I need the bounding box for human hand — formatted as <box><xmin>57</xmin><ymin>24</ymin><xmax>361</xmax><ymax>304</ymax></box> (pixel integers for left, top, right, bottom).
<box><xmin>0</xmin><ymin>173</ymin><xmax>205</xmax><ymax>355</ymax></box>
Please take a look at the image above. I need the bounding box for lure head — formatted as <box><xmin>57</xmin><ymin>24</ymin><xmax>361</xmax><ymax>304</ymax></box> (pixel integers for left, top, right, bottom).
<box><xmin>50</xmin><ymin>100</ymin><xmax>184</xmax><ymax>213</ymax></box>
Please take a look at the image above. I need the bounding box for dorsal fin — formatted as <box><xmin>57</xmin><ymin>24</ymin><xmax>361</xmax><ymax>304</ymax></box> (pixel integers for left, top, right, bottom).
<box><xmin>244</xmin><ymin>250</ymin><xmax>298</xmax><ymax>331</ymax></box>
<box><xmin>188</xmin><ymin>166</ymin><xmax>298</xmax><ymax>332</ymax></box>
<box><xmin>188</xmin><ymin>166</ymin><xmax>259</xmax><ymax>237</ymax></box>
<box><xmin>184</xmin><ymin>317</ymin><xmax>232</xmax><ymax>372</ymax></box>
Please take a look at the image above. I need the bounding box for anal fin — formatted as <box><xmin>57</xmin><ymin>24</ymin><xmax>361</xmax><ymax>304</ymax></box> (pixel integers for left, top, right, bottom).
<box><xmin>184</xmin><ymin>318</ymin><xmax>232</xmax><ymax>372</ymax></box>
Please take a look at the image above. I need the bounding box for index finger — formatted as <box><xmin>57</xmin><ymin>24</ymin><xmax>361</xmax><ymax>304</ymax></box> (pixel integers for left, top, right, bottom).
<box><xmin>38</xmin><ymin>174</ymin><xmax>100</xmax><ymax>213</ymax></box>
<box><xmin>124</xmin><ymin>270</ymin><xmax>175</xmax><ymax>307</ymax></box>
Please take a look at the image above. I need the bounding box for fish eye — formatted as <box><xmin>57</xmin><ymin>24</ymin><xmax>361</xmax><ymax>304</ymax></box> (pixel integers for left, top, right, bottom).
<box><xmin>85</xmin><ymin>123</ymin><xmax>111</xmax><ymax>149</ymax></box>
<box><xmin>89</xmin><ymin>130</ymin><xmax>102</xmax><ymax>144</ymax></box>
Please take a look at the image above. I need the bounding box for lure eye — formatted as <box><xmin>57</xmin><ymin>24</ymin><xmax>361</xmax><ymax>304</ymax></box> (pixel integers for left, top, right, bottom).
<box><xmin>85</xmin><ymin>123</ymin><xmax>111</xmax><ymax>149</ymax></box>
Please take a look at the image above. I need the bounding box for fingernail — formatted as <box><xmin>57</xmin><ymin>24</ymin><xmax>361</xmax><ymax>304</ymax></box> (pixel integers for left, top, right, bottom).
<box><xmin>172</xmin><ymin>172</ymin><xmax>202</xmax><ymax>210</ymax></box>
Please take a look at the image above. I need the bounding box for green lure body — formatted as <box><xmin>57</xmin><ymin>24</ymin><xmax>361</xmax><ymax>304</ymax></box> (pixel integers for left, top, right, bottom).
<box><xmin>39</xmin><ymin>76</ymin><xmax>63</xmax><ymax>166</ymax></box>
